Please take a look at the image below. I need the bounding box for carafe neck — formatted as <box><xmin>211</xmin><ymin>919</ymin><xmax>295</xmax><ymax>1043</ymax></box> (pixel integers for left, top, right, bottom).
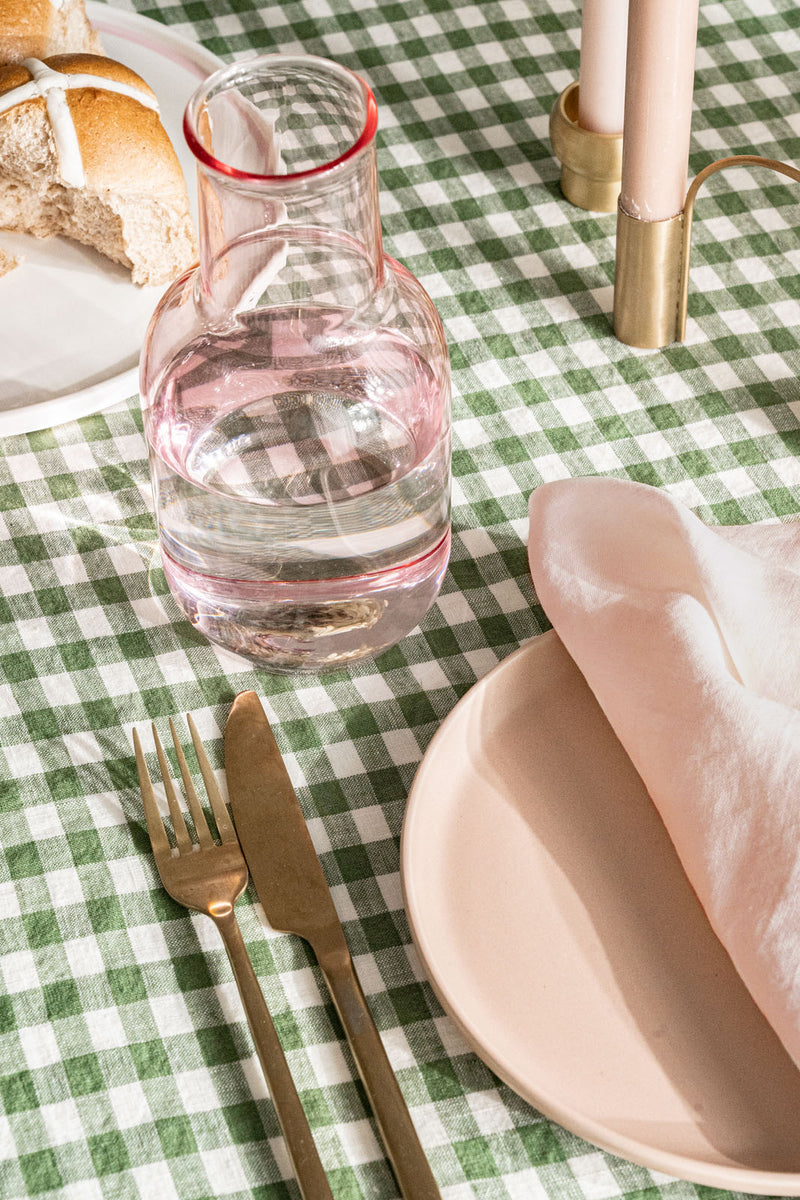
<box><xmin>195</xmin><ymin>148</ymin><xmax>384</xmax><ymax>315</ymax></box>
<box><xmin>184</xmin><ymin>55</ymin><xmax>384</xmax><ymax>319</ymax></box>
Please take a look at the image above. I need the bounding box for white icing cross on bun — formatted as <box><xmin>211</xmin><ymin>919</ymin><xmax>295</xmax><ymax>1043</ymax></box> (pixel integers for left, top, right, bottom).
<box><xmin>0</xmin><ymin>57</ymin><xmax>159</xmax><ymax>187</ymax></box>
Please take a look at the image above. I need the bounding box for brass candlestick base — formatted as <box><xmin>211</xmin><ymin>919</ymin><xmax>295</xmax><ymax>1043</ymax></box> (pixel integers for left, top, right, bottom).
<box><xmin>614</xmin><ymin>208</ymin><xmax>684</xmax><ymax>349</ymax></box>
<box><xmin>550</xmin><ymin>82</ymin><xmax>623</xmax><ymax>213</ymax></box>
<box><xmin>614</xmin><ymin>155</ymin><xmax>800</xmax><ymax>349</ymax></box>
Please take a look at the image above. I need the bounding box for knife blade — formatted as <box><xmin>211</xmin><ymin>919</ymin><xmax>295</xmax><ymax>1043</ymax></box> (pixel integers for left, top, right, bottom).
<box><xmin>225</xmin><ymin>690</ymin><xmax>441</xmax><ymax>1200</ymax></box>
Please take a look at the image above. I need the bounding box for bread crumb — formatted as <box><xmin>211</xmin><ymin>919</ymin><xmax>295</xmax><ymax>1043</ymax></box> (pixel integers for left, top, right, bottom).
<box><xmin>0</xmin><ymin>244</ymin><xmax>17</xmax><ymax>276</ymax></box>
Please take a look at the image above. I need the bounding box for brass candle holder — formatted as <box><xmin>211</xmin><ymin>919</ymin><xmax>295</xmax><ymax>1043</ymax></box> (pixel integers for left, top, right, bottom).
<box><xmin>614</xmin><ymin>155</ymin><xmax>800</xmax><ymax>349</ymax></box>
<box><xmin>549</xmin><ymin>82</ymin><xmax>623</xmax><ymax>213</ymax></box>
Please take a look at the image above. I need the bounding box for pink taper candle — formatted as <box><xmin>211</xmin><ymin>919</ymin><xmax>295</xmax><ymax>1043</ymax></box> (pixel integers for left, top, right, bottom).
<box><xmin>578</xmin><ymin>0</ymin><xmax>629</xmax><ymax>134</ymax></box>
<box><xmin>620</xmin><ymin>0</ymin><xmax>700</xmax><ymax>221</ymax></box>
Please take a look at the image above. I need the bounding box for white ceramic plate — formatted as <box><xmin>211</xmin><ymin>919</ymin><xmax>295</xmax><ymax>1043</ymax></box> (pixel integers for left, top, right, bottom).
<box><xmin>0</xmin><ymin>4</ymin><xmax>222</xmax><ymax>435</ymax></box>
<box><xmin>401</xmin><ymin>630</ymin><xmax>800</xmax><ymax>1193</ymax></box>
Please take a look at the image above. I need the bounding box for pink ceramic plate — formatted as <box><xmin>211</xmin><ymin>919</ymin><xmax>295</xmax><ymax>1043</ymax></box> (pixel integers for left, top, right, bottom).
<box><xmin>401</xmin><ymin>631</ymin><xmax>800</xmax><ymax>1193</ymax></box>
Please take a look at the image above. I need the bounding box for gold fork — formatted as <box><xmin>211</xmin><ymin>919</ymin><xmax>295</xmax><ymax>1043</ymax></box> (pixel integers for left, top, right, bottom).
<box><xmin>133</xmin><ymin>717</ymin><xmax>333</xmax><ymax>1200</ymax></box>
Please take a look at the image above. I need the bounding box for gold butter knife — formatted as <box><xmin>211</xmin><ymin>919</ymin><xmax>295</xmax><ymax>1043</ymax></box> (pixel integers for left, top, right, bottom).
<box><xmin>225</xmin><ymin>691</ymin><xmax>441</xmax><ymax>1200</ymax></box>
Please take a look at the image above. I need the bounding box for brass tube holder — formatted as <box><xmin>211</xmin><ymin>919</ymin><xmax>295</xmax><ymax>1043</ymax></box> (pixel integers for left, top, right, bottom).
<box><xmin>614</xmin><ymin>155</ymin><xmax>800</xmax><ymax>349</ymax></box>
<box><xmin>613</xmin><ymin>208</ymin><xmax>684</xmax><ymax>349</ymax></box>
<box><xmin>550</xmin><ymin>82</ymin><xmax>623</xmax><ymax>213</ymax></box>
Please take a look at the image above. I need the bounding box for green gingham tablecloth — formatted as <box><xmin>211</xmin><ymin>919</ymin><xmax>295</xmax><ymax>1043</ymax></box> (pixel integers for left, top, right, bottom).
<box><xmin>2</xmin><ymin>0</ymin><xmax>800</xmax><ymax>1196</ymax></box>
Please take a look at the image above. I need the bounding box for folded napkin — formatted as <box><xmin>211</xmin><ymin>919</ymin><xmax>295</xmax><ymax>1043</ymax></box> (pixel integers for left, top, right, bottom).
<box><xmin>528</xmin><ymin>477</ymin><xmax>800</xmax><ymax>1072</ymax></box>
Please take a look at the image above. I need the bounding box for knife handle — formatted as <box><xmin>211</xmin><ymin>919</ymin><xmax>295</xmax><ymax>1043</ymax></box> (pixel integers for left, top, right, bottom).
<box><xmin>321</xmin><ymin>951</ymin><xmax>441</xmax><ymax>1199</ymax></box>
<box><xmin>214</xmin><ymin>911</ymin><xmax>334</xmax><ymax>1200</ymax></box>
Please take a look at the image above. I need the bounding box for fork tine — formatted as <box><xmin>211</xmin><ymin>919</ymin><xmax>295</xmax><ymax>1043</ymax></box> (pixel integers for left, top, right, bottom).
<box><xmin>187</xmin><ymin>714</ymin><xmax>237</xmax><ymax>844</ymax></box>
<box><xmin>170</xmin><ymin>718</ymin><xmax>213</xmax><ymax>848</ymax></box>
<box><xmin>133</xmin><ymin>727</ymin><xmax>171</xmax><ymax>858</ymax></box>
<box><xmin>152</xmin><ymin>725</ymin><xmax>192</xmax><ymax>853</ymax></box>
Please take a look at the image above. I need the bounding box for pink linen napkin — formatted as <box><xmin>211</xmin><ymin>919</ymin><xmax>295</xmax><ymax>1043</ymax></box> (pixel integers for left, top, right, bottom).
<box><xmin>528</xmin><ymin>476</ymin><xmax>800</xmax><ymax>1072</ymax></box>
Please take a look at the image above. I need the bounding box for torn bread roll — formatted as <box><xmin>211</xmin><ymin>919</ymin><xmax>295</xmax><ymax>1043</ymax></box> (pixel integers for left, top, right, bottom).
<box><xmin>0</xmin><ymin>54</ymin><xmax>197</xmax><ymax>285</ymax></box>
<box><xmin>0</xmin><ymin>0</ymin><xmax>102</xmax><ymax>65</ymax></box>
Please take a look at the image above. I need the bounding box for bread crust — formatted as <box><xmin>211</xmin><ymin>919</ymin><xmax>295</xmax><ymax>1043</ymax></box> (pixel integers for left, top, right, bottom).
<box><xmin>0</xmin><ymin>0</ymin><xmax>103</xmax><ymax>64</ymax></box>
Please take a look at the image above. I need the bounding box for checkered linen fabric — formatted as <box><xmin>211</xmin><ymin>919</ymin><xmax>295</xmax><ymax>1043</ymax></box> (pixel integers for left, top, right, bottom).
<box><xmin>1</xmin><ymin>0</ymin><xmax>800</xmax><ymax>1197</ymax></box>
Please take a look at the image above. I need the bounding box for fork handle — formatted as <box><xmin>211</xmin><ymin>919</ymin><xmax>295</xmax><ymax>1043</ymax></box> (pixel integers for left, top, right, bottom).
<box><xmin>319</xmin><ymin>949</ymin><xmax>441</xmax><ymax>1200</ymax></box>
<box><xmin>213</xmin><ymin>911</ymin><xmax>333</xmax><ymax>1200</ymax></box>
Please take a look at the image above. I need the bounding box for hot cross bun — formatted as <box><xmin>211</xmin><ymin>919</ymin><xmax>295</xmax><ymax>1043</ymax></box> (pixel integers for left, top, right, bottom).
<box><xmin>0</xmin><ymin>53</ymin><xmax>197</xmax><ymax>285</ymax></box>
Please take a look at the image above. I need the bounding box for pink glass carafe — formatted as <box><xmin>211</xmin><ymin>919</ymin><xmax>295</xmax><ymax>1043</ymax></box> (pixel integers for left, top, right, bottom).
<box><xmin>140</xmin><ymin>55</ymin><xmax>451</xmax><ymax>673</ymax></box>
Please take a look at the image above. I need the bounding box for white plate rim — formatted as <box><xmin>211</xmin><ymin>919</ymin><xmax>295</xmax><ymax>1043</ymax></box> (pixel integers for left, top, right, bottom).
<box><xmin>400</xmin><ymin>630</ymin><xmax>800</xmax><ymax>1195</ymax></box>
